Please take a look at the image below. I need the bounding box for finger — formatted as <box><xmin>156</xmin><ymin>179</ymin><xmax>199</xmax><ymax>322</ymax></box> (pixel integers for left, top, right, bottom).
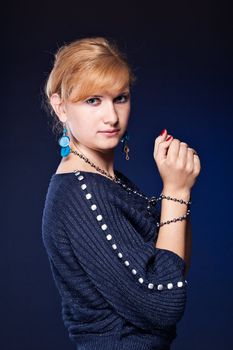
<box><xmin>178</xmin><ymin>142</ymin><xmax>188</xmax><ymax>164</ymax></box>
<box><xmin>156</xmin><ymin>134</ymin><xmax>174</xmax><ymax>160</ymax></box>
<box><xmin>193</xmin><ymin>153</ymin><xmax>201</xmax><ymax>176</ymax></box>
<box><xmin>154</xmin><ymin>129</ymin><xmax>170</xmax><ymax>156</ymax></box>
<box><xmin>166</xmin><ymin>138</ymin><xmax>180</xmax><ymax>161</ymax></box>
<box><xmin>188</xmin><ymin>147</ymin><xmax>198</xmax><ymax>155</ymax></box>
<box><xmin>186</xmin><ymin>148</ymin><xmax>195</xmax><ymax>172</ymax></box>
<box><xmin>154</xmin><ymin>129</ymin><xmax>168</xmax><ymax>156</ymax></box>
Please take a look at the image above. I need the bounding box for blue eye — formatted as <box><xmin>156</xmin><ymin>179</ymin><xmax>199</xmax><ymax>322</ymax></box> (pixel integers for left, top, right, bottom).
<box><xmin>86</xmin><ymin>98</ymin><xmax>100</xmax><ymax>105</ymax></box>
<box><xmin>116</xmin><ymin>94</ymin><xmax>129</xmax><ymax>103</ymax></box>
<box><xmin>85</xmin><ymin>93</ymin><xmax>129</xmax><ymax>106</ymax></box>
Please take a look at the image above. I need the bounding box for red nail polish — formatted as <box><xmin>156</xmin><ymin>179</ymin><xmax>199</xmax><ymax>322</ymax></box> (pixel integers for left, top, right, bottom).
<box><xmin>166</xmin><ymin>135</ymin><xmax>173</xmax><ymax>141</ymax></box>
<box><xmin>160</xmin><ymin>129</ymin><xmax>166</xmax><ymax>136</ymax></box>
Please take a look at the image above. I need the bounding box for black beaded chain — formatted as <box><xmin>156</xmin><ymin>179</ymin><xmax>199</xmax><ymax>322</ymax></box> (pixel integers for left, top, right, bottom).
<box><xmin>155</xmin><ymin>194</ymin><xmax>191</xmax><ymax>227</ymax></box>
<box><xmin>70</xmin><ymin>148</ymin><xmax>192</xmax><ymax>227</ymax></box>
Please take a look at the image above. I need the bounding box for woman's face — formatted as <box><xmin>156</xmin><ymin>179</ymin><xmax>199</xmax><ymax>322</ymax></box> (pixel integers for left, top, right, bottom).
<box><xmin>52</xmin><ymin>86</ymin><xmax>131</xmax><ymax>153</ymax></box>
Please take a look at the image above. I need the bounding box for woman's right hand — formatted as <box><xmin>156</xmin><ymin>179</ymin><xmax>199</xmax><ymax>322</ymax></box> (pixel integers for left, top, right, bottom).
<box><xmin>153</xmin><ymin>129</ymin><xmax>201</xmax><ymax>193</ymax></box>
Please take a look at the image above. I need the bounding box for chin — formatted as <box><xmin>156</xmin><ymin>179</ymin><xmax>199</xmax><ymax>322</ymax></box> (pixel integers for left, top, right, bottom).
<box><xmin>98</xmin><ymin>140</ymin><xmax>119</xmax><ymax>150</ymax></box>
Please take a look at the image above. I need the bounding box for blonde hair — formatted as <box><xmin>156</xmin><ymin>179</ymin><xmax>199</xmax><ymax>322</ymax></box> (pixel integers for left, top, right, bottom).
<box><xmin>43</xmin><ymin>36</ymin><xmax>137</xmax><ymax>135</ymax></box>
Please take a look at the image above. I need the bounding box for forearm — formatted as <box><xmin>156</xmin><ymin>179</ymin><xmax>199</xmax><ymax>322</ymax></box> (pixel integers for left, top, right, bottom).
<box><xmin>155</xmin><ymin>188</ymin><xmax>191</xmax><ymax>262</ymax></box>
<box><xmin>184</xmin><ymin>215</ymin><xmax>192</xmax><ymax>276</ymax></box>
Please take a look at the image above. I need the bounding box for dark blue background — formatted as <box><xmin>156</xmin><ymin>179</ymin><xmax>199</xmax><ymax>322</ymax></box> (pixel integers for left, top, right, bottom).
<box><xmin>3</xmin><ymin>1</ymin><xmax>232</xmax><ymax>349</ymax></box>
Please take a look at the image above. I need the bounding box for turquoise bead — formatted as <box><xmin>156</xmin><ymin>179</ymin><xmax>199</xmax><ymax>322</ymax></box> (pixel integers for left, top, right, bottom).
<box><xmin>58</xmin><ymin>135</ymin><xmax>70</xmax><ymax>147</ymax></box>
<box><xmin>61</xmin><ymin>146</ymin><xmax>70</xmax><ymax>157</ymax></box>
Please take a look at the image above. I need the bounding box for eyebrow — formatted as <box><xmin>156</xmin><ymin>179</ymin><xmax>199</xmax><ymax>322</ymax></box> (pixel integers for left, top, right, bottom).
<box><xmin>90</xmin><ymin>90</ymin><xmax>130</xmax><ymax>98</ymax></box>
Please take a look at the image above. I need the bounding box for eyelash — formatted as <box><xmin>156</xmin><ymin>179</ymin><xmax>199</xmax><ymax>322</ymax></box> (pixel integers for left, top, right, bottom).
<box><xmin>85</xmin><ymin>94</ymin><xmax>129</xmax><ymax>105</ymax></box>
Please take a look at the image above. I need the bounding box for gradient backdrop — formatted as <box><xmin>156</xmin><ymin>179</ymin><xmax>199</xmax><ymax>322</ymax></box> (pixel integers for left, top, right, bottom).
<box><xmin>3</xmin><ymin>1</ymin><xmax>232</xmax><ymax>349</ymax></box>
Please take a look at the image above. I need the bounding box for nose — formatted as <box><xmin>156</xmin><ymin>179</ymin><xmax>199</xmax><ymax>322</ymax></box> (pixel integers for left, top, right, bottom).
<box><xmin>103</xmin><ymin>101</ymin><xmax>119</xmax><ymax>125</ymax></box>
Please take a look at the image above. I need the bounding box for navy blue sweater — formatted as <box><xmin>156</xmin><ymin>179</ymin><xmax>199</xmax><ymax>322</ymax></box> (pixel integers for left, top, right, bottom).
<box><xmin>41</xmin><ymin>169</ymin><xmax>188</xmax><ymax>349</ymax></box>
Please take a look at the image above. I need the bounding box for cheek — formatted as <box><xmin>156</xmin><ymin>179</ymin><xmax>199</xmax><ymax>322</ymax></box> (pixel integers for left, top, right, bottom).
<box><xmin>69</xmin><ymin>118</ymin><xmax>97</xmax><ymax>137</ymax></box>
<box><xmin>119</xmin><ymin>105</ymin><xmax>130</xmax><ymax>121</ymax></box>
<box><xmin>120</xmin><ymin>103</ymin><xmax>130</xmax><ymax>116</ymax></box>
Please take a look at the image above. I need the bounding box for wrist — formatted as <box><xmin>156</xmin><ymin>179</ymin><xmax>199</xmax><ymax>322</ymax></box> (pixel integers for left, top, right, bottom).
<box><xmin>161</xmin><ymin>187</ymin><xmax>191</xmax><ymax>202</ymax></box>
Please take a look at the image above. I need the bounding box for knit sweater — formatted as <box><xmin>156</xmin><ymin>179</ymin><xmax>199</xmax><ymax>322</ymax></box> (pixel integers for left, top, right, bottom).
<box><xmin>41</xmin><ymin>169</ymin><xmax>188</xmax><ymax>350</ymax></box>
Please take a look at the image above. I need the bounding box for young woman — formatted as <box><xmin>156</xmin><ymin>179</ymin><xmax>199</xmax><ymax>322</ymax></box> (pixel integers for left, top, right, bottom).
<box><xmin>42</xmin><ymin>36</ymin><xmax>201</xmax><ymax>350</ymax></box>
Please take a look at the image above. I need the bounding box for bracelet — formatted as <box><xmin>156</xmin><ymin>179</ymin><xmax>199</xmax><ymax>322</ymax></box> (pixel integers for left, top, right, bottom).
<box><xmin>156</xmin><ymin>192</ymin><xmax>192</xmax><ymax>228</ymax></box>
<box><xmin>148</xmin><ymin>193</ymin><xmax>192</xmax><ymax>207</ymax></box>
<box><xmin>157</xmin><ymin>208</ymin><xmax>190</xmax><ymax>228</ymax></box>
<box><xmin>159</xmin><ymin>193</ymin><xmax>192</xmax><ymax>205</ymax></box>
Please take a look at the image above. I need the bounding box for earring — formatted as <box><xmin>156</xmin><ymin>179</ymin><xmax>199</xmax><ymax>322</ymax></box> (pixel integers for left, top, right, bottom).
<box><xmin>120</xmin><ymin>130</ymin><xmax>130</xmax><ymax>160</ymax></box>
<box><xmin>58</xmin><ymin>122</ymin><xmax>71</xmax><ymax>157</ymax></box>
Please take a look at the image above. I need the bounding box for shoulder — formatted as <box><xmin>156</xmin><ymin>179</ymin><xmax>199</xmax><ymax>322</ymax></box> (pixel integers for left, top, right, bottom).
<box><xmin>43</xmin><ymin>170</ymin><xmax>121</xmax><ymax>212</ymax></box>
<box><xmin>43</xmin><ymin>172</ymin><xmax>77</xmax><ymax>206</ymax></box>
<box><xmin>43</xmin><ymin>169</ymin><xmax>148</xmax><ymax>222</ymax></box>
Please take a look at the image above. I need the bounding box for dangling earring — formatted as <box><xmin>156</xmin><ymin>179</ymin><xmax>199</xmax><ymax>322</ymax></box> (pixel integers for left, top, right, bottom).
<box><xmin>58</xmin><ymin>122</ymin><xmax>71</xmax><ymax>157</ymax></box>
<box><xmin>120</xmin><ymin>130</ymin><xmax>130</xmax><ymax>160</ymax></box>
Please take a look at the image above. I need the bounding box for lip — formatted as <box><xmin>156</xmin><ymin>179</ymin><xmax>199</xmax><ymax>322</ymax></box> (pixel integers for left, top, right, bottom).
<box><xmin>99</xmin><ymin>129</ymin><xmax>120</xmax><ymax>133</ymax></box>
<box><xmin>98</xmin><ymin>129</ymin><xmax>120</xmax><ymax>137</ymax></box>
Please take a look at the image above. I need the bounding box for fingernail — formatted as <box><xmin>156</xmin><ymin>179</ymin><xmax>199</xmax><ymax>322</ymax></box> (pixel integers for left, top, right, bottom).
<box><xmin>166</xmin><ymin>135</ymin><xmax>173</xmax><ymax>141</ymax></box>
<box><xmin>160</xmin><ymin>128</ymin><xmax>167</xmax><ymax>136</ymax></box>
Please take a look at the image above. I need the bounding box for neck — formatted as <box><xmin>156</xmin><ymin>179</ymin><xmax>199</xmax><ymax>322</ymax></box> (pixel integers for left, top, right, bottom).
<box><xmin>66</xmin><ymin>141</ymin><xmax>116</xmax><ymax>177</ymax></box>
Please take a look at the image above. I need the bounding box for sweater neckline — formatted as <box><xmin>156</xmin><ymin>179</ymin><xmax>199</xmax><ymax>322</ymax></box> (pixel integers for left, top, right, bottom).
<box><xmin>51</xmin><ymin>169</ymin><xmax>127</xmax><ymax>186</ymax></box>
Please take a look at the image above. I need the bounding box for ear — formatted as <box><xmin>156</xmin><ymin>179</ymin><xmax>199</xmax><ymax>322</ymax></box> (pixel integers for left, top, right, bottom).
<box><xmin>49</xmin><ymin>93</ymin><xmax>67</xmax><ymax>123</ymax></box>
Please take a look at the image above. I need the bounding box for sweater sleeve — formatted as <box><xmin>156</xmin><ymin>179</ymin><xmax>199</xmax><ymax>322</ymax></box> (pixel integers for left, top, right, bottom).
<box><xmin>56</xmin><ymin>172</ymin><xmax>188</xmax><ymax>330</ymax></box>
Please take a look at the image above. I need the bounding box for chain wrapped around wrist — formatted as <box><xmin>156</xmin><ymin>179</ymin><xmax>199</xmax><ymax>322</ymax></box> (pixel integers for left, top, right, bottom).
<box><xmin>156</xmin><ymin>192</ymin><xmax>192</xmax><ymax>228</ymax></box>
